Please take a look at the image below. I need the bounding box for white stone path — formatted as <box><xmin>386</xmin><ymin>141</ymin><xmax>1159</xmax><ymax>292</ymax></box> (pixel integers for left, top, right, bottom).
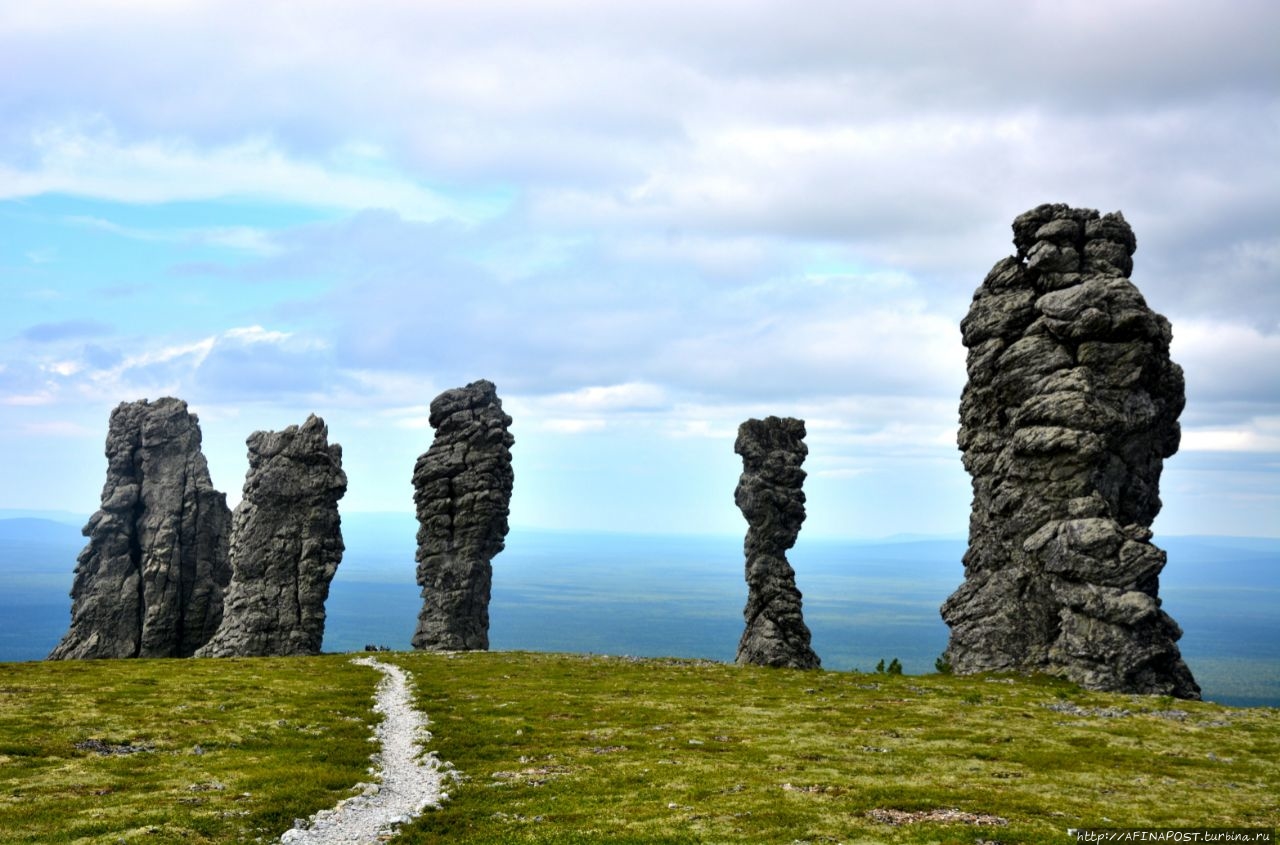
<box><xmin>279</xmin><ymin>657</ymin><xmax>450</xmax><ymax>844</ymax></box>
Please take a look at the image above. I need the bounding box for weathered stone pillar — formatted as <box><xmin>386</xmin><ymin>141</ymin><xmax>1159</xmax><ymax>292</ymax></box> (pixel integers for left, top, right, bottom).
<box><xmin>941</xmin><ymin>203</ymin><xmax>1198</xmax><ymax>698</ymax></box>
<box><xmin>734</xmin><ymin>416</ymin><xmax>820</xmax><ymax>669</ymax></box>
<box><xmin>412</xmin><ymin>380</ymin><xmax>514</xmax><ymax>651</ymax></box>
<box><xmin>50</xmin><ymin>397</ymin><xmax>231</xmax><ymax>659</ymax></box>
<box><xmin>198</xmin><ymin>414</ymin><xmax>347</xmax><ymax>657</ymax></box>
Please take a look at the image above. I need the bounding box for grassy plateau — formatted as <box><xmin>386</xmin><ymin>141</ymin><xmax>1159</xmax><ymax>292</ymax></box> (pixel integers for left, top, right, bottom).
<box><xmin>1</xmin><ymin>651</ymin><xmax>1277</xmax><ymax>844</ymax></box>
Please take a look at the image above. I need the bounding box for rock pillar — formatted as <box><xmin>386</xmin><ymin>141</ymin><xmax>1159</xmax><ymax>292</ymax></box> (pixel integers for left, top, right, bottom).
<box><xmin>734</xmin><ymin>416</ymin><xmax>821</xmax><ymax>669</ymax></box>
<box><xmin>198</xmin><ymin>415</ymin><xmax>347</xmax><ymax>657</ymax></box>
<box><xmin>412</xmin><ymin>380</ymin><xmax>514</xmax><ymax>651</ymax></box>
<box><xmin>941</xmin><ymin>203</ymin><xmax>1199</xmax><ymax>698</ymax></box>
<box><xmin>50</xmin><ymin>397</ymin><xmax>231</xmax><ymax>659</ymax></box>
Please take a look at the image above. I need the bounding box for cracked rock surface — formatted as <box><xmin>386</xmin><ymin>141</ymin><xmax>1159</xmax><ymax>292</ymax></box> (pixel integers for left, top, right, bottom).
<box><xmin>734</xmin><ymin>416</ymin><xmax>820</xmax><ymax>669</ymax></box>
<box><xmin>199</xmin><ymin>414</ymin><xmax>346</xmax><ymax>658</ymax></box>
<box><xmin>412</xmin><ymin>380</ymin><xmax>514</xmax><ymax>652</ymax></box>
<box><xmin>50</xmin><ymin>397</ymin><xmax>231</xmax><ymax>660</ymax></box>
<box><xmin>941</xmin><ymin>203</ymin><xmax>1199</xmax><ymax>698</ymax></box>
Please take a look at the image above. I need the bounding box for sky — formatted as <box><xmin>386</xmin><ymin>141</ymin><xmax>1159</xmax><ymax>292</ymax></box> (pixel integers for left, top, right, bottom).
<box><xmin>1</xmin><ymin>1</ymin><xmax>1277</xmax><ymax>539</ymax></box>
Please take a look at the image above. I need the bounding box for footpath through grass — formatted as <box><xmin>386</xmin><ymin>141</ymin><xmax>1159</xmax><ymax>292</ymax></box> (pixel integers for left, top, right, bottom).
<box><xmin>384</xmin><ymin>651</ymin><xmax>1280</xmax><ymax>845</ymax></box>
<box><xmin>1</xmin><ymin>651</ymin><xmax>1277</xmax><ymax>844</ymax></box>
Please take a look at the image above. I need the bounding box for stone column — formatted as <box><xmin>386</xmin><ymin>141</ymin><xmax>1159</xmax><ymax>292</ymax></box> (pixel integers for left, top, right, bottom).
<box><xmin>198</xmin><ymin>415</ymin><xmax>346</xmax><ymax>657</ymax></box>
<box><xmin>734</xmin><ymin>416</ymin><xmax>821</xmax><ymax>669</ymax></box>
<box><xmin>412</xmin><ymin>380</ymin><xmax>515</xmax><ymax>651</ymax></box>
<box><xmin>941</xmin><ymin>203</ymin><xmax>1198</xmax><ymax>698</ymax></box>
<box><xmin>50</xmin><ymin>397</ymin><xmax>231</xmax><ymax>659</ymax></box>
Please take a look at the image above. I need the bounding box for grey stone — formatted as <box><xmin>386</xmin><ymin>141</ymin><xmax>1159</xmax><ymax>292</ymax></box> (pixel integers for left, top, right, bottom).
<box><xmin>412</xmin><ymin>380</ymin><xmax>514</xmax><ymax>651</ymax></box>
<box><xmin>734</xmin><ymin>416</ymin><xmax>820</xmax><ymax>669</ymax></box>
<box><xmin>49</xmin><ymin>398</ymin><xmax>231</xmax><ymax>659</ymax></box>
<box><xmin>198</xmin><ymin>415</ymin><xmax>346</xmax><ymax>657</ymax></box>
<box><xmin>941</xmin><ymin>203</ymin><xmax>1199</xmax><ymax>699</ymax></box>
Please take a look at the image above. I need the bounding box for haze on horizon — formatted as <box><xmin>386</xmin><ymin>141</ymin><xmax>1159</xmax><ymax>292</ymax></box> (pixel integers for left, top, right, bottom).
<box><xmin>1</xmin><ymin>2</ymin><xmax>1277</xmax><ymax>539</ymax></box>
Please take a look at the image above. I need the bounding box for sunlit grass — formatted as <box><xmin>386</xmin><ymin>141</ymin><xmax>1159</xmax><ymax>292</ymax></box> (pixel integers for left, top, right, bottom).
<box><xmin>384</xmin><ymin>652</ymin><xmax>1280</xmax><ymax>845</ymax></box>
<box><xmin>0</xmin><ymin>655</ymin><xmax>376</xmax><ymax>843</ymax></box>
<box><xmin>2</xmin><ymin>651</ymin><xmax>1277</xmax><ymax>844</ymax></box>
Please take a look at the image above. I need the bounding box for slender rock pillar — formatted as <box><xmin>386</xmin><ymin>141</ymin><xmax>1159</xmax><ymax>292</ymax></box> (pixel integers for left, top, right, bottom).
<box><xmin>734</xmin><ymin>416</ymin><xmax>821</xmax><ymax>669</ymax></box>
<box><xmin>412</xmin><ymin>380</ymin><xmax>514</xmax><ymax>651</ymax></box>
<box><xmin>941</xmin><ymin>203</ymin><xmax>1199</xmax><ymax>698</ymax></box>
<box><xmin>50</xmin><ymin>397</ymin><xmax>231</xmax><ymax>659</ymax></box>
<box><xmin>198</xmin><ymin>415</ymin><xmax>347</xmax><ymax>657</ymax></box>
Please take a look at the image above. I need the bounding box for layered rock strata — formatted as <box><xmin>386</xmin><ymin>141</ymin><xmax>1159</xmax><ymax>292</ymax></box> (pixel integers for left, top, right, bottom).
<box><xmin>941</xmin><ymin>203</ymin><xmax>1199</xmax><ymax>698</ymax></box>
<box><xmin>734</xmin><ymin>416</ymin><xmax>821</xmax><ymax>669</ymax></box>
<box><xmin>198</xmin><ymin>415</ymin><xmax>347</xmax><ymax>657</ymax></box>
<box><xmin>49</xmin><ymin>398</ymin><xmax>231</xmax><ymax>659</ymax></box>
<box><xmin>412</xmin><ymin>380</ymin><xmax>515</xmax><ymax>651</ymax></box>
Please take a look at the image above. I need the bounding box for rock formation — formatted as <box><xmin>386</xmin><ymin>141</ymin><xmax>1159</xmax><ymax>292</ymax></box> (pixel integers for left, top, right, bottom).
<box><xmin>198</xmin><ymin>415</ymin><xmax>347</xmax><ymax>657</ymax></box>
<box><xmin>941</xmin><ymin>203</ymin><xmax>1199</xmax><ymax>698</ymax></box>
<box><xmin>49</xmin><ymin>398</ymin><xmax>231</xmax><ymax>659</ymax></box>
<box><xmin>412</xmin><ymin>380</ymin><xmax>515</xmax><ymax>651</ymax></box>
<box><xmin>734</xmin><ymin>416</ymin><xmax>821</xmax><ymax>669</ymax></box>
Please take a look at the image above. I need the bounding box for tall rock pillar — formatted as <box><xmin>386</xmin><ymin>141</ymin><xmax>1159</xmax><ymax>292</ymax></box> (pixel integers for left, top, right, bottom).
<box><xmin>198</xmin><ymin>415</ymin><xmax>347</xmax><ymax>657</ymax></box>
<box><xmin>734</xmin><ymin>416</ymin><xmax>820</xmax><ymax>669</ymax></box>
<box><xmin>49</xmin><ymin>397</ymin><xmax>231</xmax><ymax>659</ymax></box>
<box><xmin>412</xmin><ymin>380</ymin><xmax>514</xmax><ymax>651</ymax></box>
<box><xmin>941</xmin><ymin>203</ymin><xmax>1199</xmax><ymax>698</ymax></box>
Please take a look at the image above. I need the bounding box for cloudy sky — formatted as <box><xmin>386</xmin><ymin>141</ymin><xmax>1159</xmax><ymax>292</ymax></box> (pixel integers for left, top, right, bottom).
<box><xmin>1</xmin><ymin>1</ymin><xmax>1277</xmax><ymax>538</ymax></box>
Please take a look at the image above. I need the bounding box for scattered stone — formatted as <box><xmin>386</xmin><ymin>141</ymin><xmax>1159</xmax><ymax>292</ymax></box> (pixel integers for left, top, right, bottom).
<box><xmin>412</xmin><ymin>380</ymin><xmax>515</xmax><ymax>652</ymax></box>
<box><xmin>1042</xmin><ymin>702</ymin><xmax>1132</xmax><ymax>718</ymax></box>
<box><xmin>198</xmin><ymin>415</ymin><xmax>347</xmax><ymax>657</ymax></box>
<box><xmin>733</xmin><ymin>417</ymin><xmax>821</xmax><ymax>669</ymax></box>
<box><xmin>866</xmin><ymin>807</ymin><xmax>1008</xmax><ymax>826</ymax></box>
<box><xmin>781</xmin><ymin>782</ymin><xmax>837</xmax><ymax>794</ymax></box>
<box><xmin>49</xmin><ymin>398</ymin><xmax>231</xmax><ymax>660</ymax></box>
<box><xmin>74</xmin><ymin>738</ymin><xmax>154</xmax><ymax>756</ymax></box>
<box><xmin>941</xmin><ymin>204</ymin><xmax>1199</xmax><ymax>699</ymax></box>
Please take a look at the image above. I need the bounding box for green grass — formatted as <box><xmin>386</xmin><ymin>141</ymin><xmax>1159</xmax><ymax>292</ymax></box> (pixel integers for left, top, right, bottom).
<box><xmin>0</xmin><ymin>655</ymin><xmax>377</xmax><ymax>843</ymax></box>
<box><xmin>2</xmin><ymin>652</ymin><xmax>1278</xmax><ymax>844</ymax></box>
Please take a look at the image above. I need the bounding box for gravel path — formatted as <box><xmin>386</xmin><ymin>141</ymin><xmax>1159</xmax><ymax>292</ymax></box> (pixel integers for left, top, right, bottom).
<box><xmin>279</xmin><ymin>657</ymin><xmax>450</xmax><ymax>844</ymax></box>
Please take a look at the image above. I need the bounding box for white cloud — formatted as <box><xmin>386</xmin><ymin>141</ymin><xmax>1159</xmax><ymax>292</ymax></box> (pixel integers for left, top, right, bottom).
<box><xmin>222</xmin><ymin>326</ymin><xmax>293</xmax><ymax>344</ymax></box>
<box><xmin>550</xmin><ymin>383</ymin><xmax>669</xmax><ymax>413</ymax></box>
<box><xmin>813</xmin><ymin>467</ymin><xmax>872</xmax><ymax>479</ymax></box>
<box><xmin>20</xmin><ymin>419</ymin><xmax>94</xmax><ymax>437</ymax></box>
<box><xmin>2</xmin><ymin>391</ymin><xmax>56</xmax><ymax>407</ymax></box>
<box><xmin>1171</xmin><ymin>319</ymin><xmax>1280</xmax><ymax>404</ymax></box>
<box><xmin>541</xmin><ymin>418</ymin><xmax>608</xmax><ymax>434</ymax></box>
<box><xmin>66</xmin><ymin>214</ymin><xmax>283</xmax><ymax>256</ymax></box>
<box><xmin>2</xmin><ymin>125</ymin><xmax>497</xmax><ymax>223</ymax></box>
<box><xmin>44</xmin><ymin>361</ymin><xmax>82</xmax><ymax>377</ymax></box>
<box><xmin>1</xmin><ymin>1</ymin><xmax>1278</xmax><ymax>536</ymax></box>
<box><xmin>1181</xmin><ymin>419</ymin><xmax>1280</xmax><ymax>454</ymax></box>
